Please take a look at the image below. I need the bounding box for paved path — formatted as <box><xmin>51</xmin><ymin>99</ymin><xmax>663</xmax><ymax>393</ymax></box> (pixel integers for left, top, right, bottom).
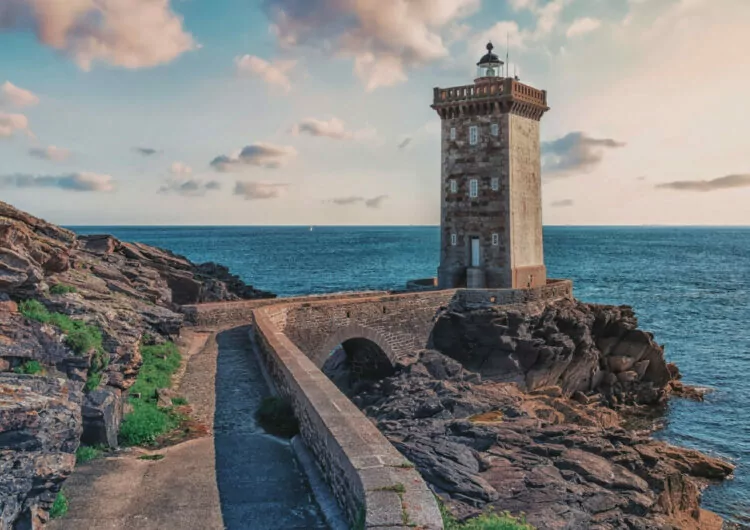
<box><xmin>50</xmin><ymin>326</ymin><xmax>327</xmax><ymax>530</ymax></box>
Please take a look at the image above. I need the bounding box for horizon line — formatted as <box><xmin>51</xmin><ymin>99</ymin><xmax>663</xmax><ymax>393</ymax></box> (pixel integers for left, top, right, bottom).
<box><xmin>64</xmin><ymin>223</ymin><xmax>750</xmax><ymax>228</ymax></box>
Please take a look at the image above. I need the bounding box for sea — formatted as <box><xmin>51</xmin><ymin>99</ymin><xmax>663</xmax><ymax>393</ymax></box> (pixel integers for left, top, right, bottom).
<box><xmin>70</xmin><ymin>225</ymin><xmax>750</xmax><ymax>524</ymax></box>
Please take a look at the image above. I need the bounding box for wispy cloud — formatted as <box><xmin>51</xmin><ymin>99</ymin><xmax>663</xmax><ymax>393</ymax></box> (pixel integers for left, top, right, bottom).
<box><xmin>550</xmin><ymin>199</ymin><xmax>574</xmax><ymax>207</ymax></box>
<box><xmin>29</xmin><ymin>145</ymin><xmax>70</xmax><ymax>162</ymax></box>
<box><xmin>0</xmin><ymin>0</ymin><xmax>196</xmax><ymax>70</ymax></box>
<box><xmin>264</xmin><ymin>0</ymin><xmax>479</xmax><ymax>90</ymax></box>
<box><xmin>133</xmin><ymin>147</ymin><xmax>161</xmax><ymax>157</ymax></box>
<box><xmin>566</xmin><ymin>17</ymin><xmax>601</xmax><ymax>38</ymax></box>
<box><xmin>542</xmin><ymin>132</ymin><xmax>625</xmax><ymax>176</ymax></box>
<box><xmin>397</xmin><ymin>137</ymin><xmax>412</xmax><ymax>150</ymax></box>
<box><xmin>291</xmin><ymin>117</ymin><xmax>375</xmax><ymax>140</ymax></box>
<box><xmin>656</xmin><ymin>174</ymin><xmax>750</xmax><ymax>192</ymax></box>
<box><xmin>235</xmin><ymin>55</ymin><xmax>296</xmax><ymax>93</ymax></box>
<box><xmin>159</xmin><ymin>178</ymin><xmax>220</xmax><ymax>196</ymax></box>
<box><xmin>211</xmin><ymin>143</ymin><xmax>297</xmax><ymax>172</ymax></box>
<box><xmin>0</xmin><ymin>172</ymin><xmax>115</xmax><ymax>192</ymax></box>
<box><xmin>169</xmin><ymin>161</ymin><xmax>192</xmax><ymax>176</ymax></box>
<box><xmin>326</xmin><ymin>194</ymin><xmax>389</xmax><ymax>208</ymax></box>
<box><xmin>0</xmin><ymin>112</ymin><xmax>32</xmax><ymax>138</ymax></box>
<box><xmin>0</xmin><ymin>81</ymin><xmax>39</xmax><ymax>107</ymax></box>
<box><xmin>234</xmin><ymin>181</ymin><xmax>288</xmax><ymax>200</ymax></box>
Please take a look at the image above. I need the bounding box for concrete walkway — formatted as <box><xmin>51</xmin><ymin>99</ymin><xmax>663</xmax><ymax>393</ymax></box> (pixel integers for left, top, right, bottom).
<box><xmin>50</xmin><ymin>326</ymin><xmax>328</xmax><ymax>530</ymax></box>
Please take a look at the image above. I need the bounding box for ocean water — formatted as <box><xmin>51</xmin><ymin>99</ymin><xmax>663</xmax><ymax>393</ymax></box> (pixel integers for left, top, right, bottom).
<box><xmin>70</xmin><ymin>225</ymin><xmax>750</xmax><ymax>523</ymax></box>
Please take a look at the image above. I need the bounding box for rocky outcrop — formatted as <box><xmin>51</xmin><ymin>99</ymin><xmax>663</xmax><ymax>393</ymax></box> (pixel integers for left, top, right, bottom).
<box><xmin>348</xmin><ymin>302</ymin><xmax>735</xmax><ymax>530</ymax></box>
<box><xmin>431</xmin><ymin>299</ymin><xmax>673</xmax><ymax>407</ymax></box>
<box><xmin>0</xmin><ymin>201</ymin><xmax>274</xmax><ymax>529</ymax></box>
<box><xmin>0</xmin><ymin>375</ymin><xmax>82</xmax><ymax>529</ymax></box>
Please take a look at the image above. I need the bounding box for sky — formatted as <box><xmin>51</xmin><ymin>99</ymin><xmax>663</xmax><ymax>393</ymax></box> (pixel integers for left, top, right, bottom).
<box><xmin>0</xmin><ymin>0</ymin><xmax>749</xmax><ymax>226</ymax></box>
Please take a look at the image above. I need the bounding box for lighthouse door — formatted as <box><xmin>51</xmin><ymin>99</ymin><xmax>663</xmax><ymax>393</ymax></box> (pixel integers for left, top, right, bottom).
<box><xmin>470</xmin><ymin>237</ymin><xmax>480</xmax><ymax>267</ymax></box>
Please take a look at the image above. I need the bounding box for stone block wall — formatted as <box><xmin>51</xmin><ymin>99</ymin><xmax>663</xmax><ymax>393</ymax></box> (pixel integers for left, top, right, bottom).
<box><xmin>253</xmin><ymin>307</ymin><xmax>444</xmax><ymax>530</ymax></box>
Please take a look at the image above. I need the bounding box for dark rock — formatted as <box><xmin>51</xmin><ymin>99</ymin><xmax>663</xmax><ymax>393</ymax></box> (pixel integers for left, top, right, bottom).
<box><xmin>0</xmin><ymin>375</ymin><xmax>82</xmax><ymax>527</ymax></box>
<box><xmin>81</xmin><ymin>387</ymin><xmax>123</xmax><ymax>448</ymax></box>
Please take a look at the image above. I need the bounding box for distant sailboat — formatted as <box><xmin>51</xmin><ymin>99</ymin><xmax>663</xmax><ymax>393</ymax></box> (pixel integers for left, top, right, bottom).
<box><xmin>309</xmin><ymin>226</ymin><xmax>314</xmax><ymax>232</ymax></box>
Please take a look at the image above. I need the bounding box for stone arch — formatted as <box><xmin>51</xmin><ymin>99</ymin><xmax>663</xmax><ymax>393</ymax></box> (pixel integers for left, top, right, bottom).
<box><xmin>314</xmin><ymin>323</ymin><xmax>399</xmax><ymax>369</ymax></box>
<box><xmin>317</xmin><ymin>324</ymin><xmax>399</xmax><ymax>393</ymax></box>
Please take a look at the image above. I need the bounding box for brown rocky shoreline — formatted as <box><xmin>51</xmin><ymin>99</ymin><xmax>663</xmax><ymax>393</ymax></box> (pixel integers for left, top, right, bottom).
<box><xmin>336</xmin><ymin>298</ymin><xmax>736</xmax><ymax>529</ymax></box>
<box><xmin>0</xmin><ymin>201</ymin><xmax>273</xmax><ymax>528</ymax></box>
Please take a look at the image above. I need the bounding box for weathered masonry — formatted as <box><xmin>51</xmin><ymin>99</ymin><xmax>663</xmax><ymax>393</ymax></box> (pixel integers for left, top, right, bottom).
<box><xmin>432</xmin><ymin>42</ymin><xmax>550</xmax><ymax>290</ymax></box>
<box><xmin>183</xmin><ymin>280</ymin><xmax>573</xmax><ymax>529</ymax></box>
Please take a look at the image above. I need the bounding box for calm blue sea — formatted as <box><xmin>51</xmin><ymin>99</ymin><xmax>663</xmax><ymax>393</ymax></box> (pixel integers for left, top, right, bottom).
<box><xmin>70</xmin><ymin>225</ymin><xmax>750</xmax><ymax>523</ymax></box>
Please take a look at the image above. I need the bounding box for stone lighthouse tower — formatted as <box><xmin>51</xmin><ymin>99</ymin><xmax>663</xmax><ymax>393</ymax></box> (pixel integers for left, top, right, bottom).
<box><xmin>432</xmin><ymin>42</ymin><xmax>549</xmax><ymax>289</ymax></box>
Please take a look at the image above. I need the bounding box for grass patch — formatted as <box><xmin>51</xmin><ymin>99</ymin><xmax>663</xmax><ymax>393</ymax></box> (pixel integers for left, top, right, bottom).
<box><xmin>19</xmin><ymin>300</ymin><xmax>102</xmax><ymax>356</ymax></box>
<box><xmin>50</xmin><ymin>284</ymin><xmax>77</xmax><ymax>295</ymax></box>
<box><xmin>50</xmin><ymin>491</ymin><xmax>68</xmax><ymax>519</ymax></box>
<box><xmin>119</xmin><ymin>343</ymin><xmax>182</xmax><ymax>447</ymax></box>
<box><xmin>19</xmin><ymin>299</ymin><xmax>110</xmax><ymax>393</ymax></box>
<box><xmin>171</xmin><ymin>396</ymin><xmax>188</xmax><ymax>406</ymax></box>
<box><xmin>13</xmin><ymin>360</ymin><xmax>43</xmax><ymax>375</ymax></box>
<box><xmin>441</xmin><ymin>504</ymin><xmax>534</xmax><ymax>530</ymax></box>
<box><xmin>376</xmin><ymin>483</ymin><xmax>406</xmax><ymax>494</ymax></box>
<box><xmin>138</xmin><ymin>454</ymin><xmax>165</xmax><ymax>461</ymax></box>
<box><xmin>255</xmin><ymin>396</ymin><xmax>299</xmax><ymax>438</ymax></box>
<box><xmin>75</xmin><ymin>445</ymin><xmax>103</xmax><ymax>464</ymax></box>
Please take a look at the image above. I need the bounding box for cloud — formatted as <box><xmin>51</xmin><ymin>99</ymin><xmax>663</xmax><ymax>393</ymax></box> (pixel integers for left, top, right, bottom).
<box><xmin>397</xmin><ymin>137</ymin><xmax>412</xmax><ymax>150</ymax></box>
<box><xmin>566</xmin><ymin>17</ymin><xmax>602</xmax><ymax>38</ymax></box>
<box><xmin>0</xmin><ymin>81</ymin><xmax>39</xmax><ymax>107</ymax></box>
<box><xmin>0</xmin><ymin>112</ymin><xmax>32</xmax><ymax>138</ymax></box>
<box><xmin>365</xmin><ymin>194</ymin><xmax>388</xmax><ymax>208</ymax></box>
<box><xmin>326</xmin><ymin>194</ymin><xmax>389</xmax><ymax>208</ymax></box>
<box><xmin>210</xmin><ymin>143</ymin><xmax>297</xmax><ymax>172</ymax></box>
<box><xmin>0</xmin><ymin>0</ymin><xmax>196</xmax><ymax>71</ymax></box>
<box><xmin>542</xmin><ymin>132</ymin><xmax>625</xmax><ymax>176</ymax></box>
<box><xmin>159</xmin><ymin>178</ymin><xmax>220</xmax><ymax>196</ymax></box>
<box><xmin>235</xmin><ymin>55</ymin><xmax>296</xmax><ymax>93</ymax></box>
<box><xmin>264</xmin><ymin>0</ymin><xmax>480</xmax><ymax>90</ymax></box>
<box><xmin>233</xmin><ymin>181</ymin><xmax>288</xmax><ymax>200</ymax></box>
<box><xmin>551</xmin><ymin>199</ymin><xmax>574</xmax><ymax>207</ymax></box>
<box><xmin>0</xmin><ymin>172</ymin><xmax>115</xmax><ymax>192</ymax></box>
<box><xmin>28</xmin><ymin>145</ymin><xmax>70</xmax><ymax>161</ymax></box>
<box><xmin>291</xmin><ymin>117</ymin><xmax>375</xmax><ymax>140</ymax></box>
<box><xmin>133</xmin><ymin>147</ymin><xmax>161</xmax><ymax>156</ymax></box>
<box><xmin>655</xmin><ymin>174</ymin><xmax>750</xmax><ymax>192</ymax></box>
<box><xmin>169</xmin><ymin>161</ymin><xmax>192</xmax><ymax>175</ymax></box>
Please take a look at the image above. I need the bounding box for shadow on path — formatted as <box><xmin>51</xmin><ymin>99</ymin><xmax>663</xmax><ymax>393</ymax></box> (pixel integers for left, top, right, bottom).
<box><xmin>214</xmin><ymin>326</ymin><xmax>328</xmax><ymax>529</ymax></box>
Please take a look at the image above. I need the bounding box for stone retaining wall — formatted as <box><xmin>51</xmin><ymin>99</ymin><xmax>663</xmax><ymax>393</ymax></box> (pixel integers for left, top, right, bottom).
<box><xmin>253</xmin><ymin>307</ymin><xmax>444</xmax><ymax>529</ymax></box>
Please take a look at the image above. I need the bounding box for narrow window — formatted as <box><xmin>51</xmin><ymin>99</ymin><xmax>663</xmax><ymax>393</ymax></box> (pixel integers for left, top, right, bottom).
<box><xmin>449</xmin><ymin>179</ymin><xmax>457</xmax><ymax>193</ymax></box>
<box><xmin>451</xmin><ymin>233</ymin><xmax>457</xmax><ymax>246</ymax></box>
<box><xmin>469</xmin><ymin>125</ymin><xmax>478</xmax><ymax>145</ymax></box>
<box><xmin>492</xmin><ymin>233</ymin><xmax>499</xmax><ymax>246</ymax></box>
<box><xmin>490</xmin><ymin>123</ymin><xmax>499</xmax><ymax>136</ymax></box>
<box><xmin>450</xmin><ymin>127</ymin><xmax>456</xmax><ymax>140</ymax></box>
<box><xmin>469</xmin><ymin>179</ymin><xmax>478</xmax><ymax>198</ymax></box>
<box><xmin>491</xmin><ymin>177</ymin><xmax>499</xmax><ymax>191</ymax></box>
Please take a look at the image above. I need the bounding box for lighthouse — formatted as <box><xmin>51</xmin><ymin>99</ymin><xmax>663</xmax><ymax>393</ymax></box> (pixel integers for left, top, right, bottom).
<box><xmin>432</xmin><ymin>42</ymin><xmax>550</xmax><ymax>289</ymax></box>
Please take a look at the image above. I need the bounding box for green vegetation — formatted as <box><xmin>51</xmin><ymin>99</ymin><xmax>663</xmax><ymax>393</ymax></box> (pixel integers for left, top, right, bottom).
<box><xmin>13</xmin><ymin>360</ymin><xmax>43</xmax><ymax>375</ymax></box>
<box><xmin>84</xmin><ymin>372</ymin><xmax>102</xmax><ymax>392</ymax></box>
<box><xmin>119</xmin><ymin>342</ymin><xmax>182</xmax><ymax>446</ymax></box>
<box><xmin>19</xmin><ymin>300</ymin><xmax>102</xmax><ymax>356</ymax></box>
<box><xmin>50</xmin><ymin>283</ymin><xmax>77</xmax><ymax>295</ymax></box>
<box><xmin>376</xmin><ymin>483</ymin><xmax>406</xmax><ymax>494</ymax></box>
<box><xmin>441</xmin><ymin>505</ymin><xmax>534</xmax><ymax>530</ymax></box>
<box><xmin>50</xmin><ymin>491</ymin><xmax>68</xmax><ymax>519</ymax></box>
<box><xmin>138</xmin><ymin>454</ymin><xmax>165</xmax><ymax>461</ymax></box>
<box><xmin>171</xmin><ymin>396</ymin><xmax>188</xmax><ymax>406</ymax></box>
<box><xmin>19</xmin><ymin>299</ymin><xmax>109</xmax><ymax>393</ymax></box>
<box><xmin>75</xmin><ymin>445</ymin><xmax>104</xmax><ymax>464</ymax></box>
<box><xmin>255</xmin><ymin>396</ymin><xmax>299</xmax><ymax>438</ymax></box>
